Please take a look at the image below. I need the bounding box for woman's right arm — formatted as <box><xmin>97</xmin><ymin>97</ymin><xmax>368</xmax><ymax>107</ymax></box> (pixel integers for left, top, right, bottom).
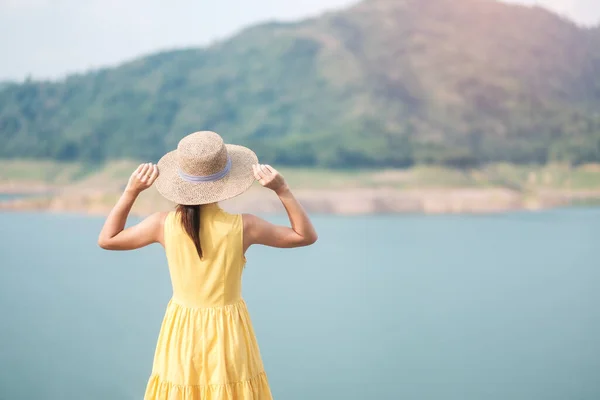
<box><xmin>243</xmin><ymin>164</ymin><xmax>318</xmax><ymax>250</ymax></box>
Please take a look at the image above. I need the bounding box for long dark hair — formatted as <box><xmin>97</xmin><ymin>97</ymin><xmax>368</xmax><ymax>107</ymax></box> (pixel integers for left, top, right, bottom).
<box><xmin>176</xmin><ymin>204</ymin><xmax>203</xmax><ymax>258</ymax></box>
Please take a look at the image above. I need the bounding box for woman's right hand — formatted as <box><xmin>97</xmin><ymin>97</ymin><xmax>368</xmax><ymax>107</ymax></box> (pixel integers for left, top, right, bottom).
<box><xmin>252</xmin><ymin>164</ymin><xmax>288</xmax><ymax>194</ymax></box>
<box><xmin>126</xmin><ymin>163</ymin><xmax>159</xmax><ymax>194</ymax></box>
<box><xmin>245</xmin><ymin>164</ymin><xmax>317</xmax><ymax>250</ymax></box>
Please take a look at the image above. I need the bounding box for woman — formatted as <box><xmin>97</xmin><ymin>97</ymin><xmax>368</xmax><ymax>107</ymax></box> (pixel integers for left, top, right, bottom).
<box><xmin>98</xmin><ymin>131</ymin><xmax>317</xmax><ymax>399</ymax></box>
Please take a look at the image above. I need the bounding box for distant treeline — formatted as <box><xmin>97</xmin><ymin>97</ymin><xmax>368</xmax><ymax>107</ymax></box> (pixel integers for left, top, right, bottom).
<box><xmin>1</xmin><ymin>0</ymin><xmax>600</xmax><ymax>167</ymax></box>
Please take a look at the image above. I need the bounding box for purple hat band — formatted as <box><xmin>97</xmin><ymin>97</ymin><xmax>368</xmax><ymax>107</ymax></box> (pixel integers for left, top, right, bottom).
<box><xmin>178</xmin><ymin>156</ymin><xmax>232</xmax><ymax>183</ymax></box>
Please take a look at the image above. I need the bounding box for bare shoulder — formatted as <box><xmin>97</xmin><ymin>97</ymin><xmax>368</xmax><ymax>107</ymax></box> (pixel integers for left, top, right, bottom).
<box><xmin>241</xmin><ymin>213</ymin><xmax>270</xmax><ymax>239</ymax></box>
<box><xmin>147</xmin><ymin>211</ymin><xmax>169</xmax><ymax>246</ymax></box>
<box><xmin>242</xmin><ymin>213</ymin><xmax>259</xmax><ymax>233</ymax></box>
<box><xmin>144</xmin><ymin>211</ymin><xmax>170</xmax><ymax>235</ymax></box>
<box><xmin>242</xmin><ymin>213</ymin><xmax>258</xmax><ymax>223</ymax></box>
<box><xmin>148</xmin><ymin>211</ymin><xmax>170</xmax><ymax>224</ymax></box>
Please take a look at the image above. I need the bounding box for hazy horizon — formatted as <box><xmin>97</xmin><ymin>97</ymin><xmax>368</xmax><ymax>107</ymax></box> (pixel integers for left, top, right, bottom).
<box><xmin>1</xmin><ymin>0</ymin><xmax>599</xmax><ymax>82</ymax></box>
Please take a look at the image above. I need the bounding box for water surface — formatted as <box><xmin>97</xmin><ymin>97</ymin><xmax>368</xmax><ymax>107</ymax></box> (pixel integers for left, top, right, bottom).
<box><xmin>0</xmin><ymin>209</ymin><xmax>598</xmax><ymax>399</ymax></box>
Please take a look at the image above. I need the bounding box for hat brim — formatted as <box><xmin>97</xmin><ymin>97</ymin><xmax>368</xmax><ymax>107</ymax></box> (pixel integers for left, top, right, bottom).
<box><xmin>154</xmin><ymin>144</ymin><xmax>258</xmax><ymax>205</ymax></box>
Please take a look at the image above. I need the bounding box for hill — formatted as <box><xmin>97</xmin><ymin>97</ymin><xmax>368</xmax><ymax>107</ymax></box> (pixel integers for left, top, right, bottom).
<box><xmin>1</xmin><ymin>0</ymin><xmax>599</xmax><ymax>168</ymax></box>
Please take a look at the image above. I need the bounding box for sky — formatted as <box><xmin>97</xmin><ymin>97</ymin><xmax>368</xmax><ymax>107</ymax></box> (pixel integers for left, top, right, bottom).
<box><xmin>0</xmin><ymin>0</ymin><xmax>598</xmax><ymax>81</ymax></box>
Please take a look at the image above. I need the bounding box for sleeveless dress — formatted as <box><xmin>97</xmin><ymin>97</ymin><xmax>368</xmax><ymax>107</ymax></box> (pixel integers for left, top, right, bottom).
<box><xmin>144</xmin><ymin>203</ymin><xmax>273</xmax><ymax>400</ymax></box>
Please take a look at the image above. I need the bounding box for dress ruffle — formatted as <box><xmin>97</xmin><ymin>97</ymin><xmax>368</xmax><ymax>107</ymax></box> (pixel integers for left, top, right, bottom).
<box><xmin>144</xmin><ymin>299</ymin><xmax>272</xmax><ymax>400</ymax></box>
<box><xmin>145</xmin><ymin>371</ymin><xmax>271</xmax><ymax>400</ymax></box>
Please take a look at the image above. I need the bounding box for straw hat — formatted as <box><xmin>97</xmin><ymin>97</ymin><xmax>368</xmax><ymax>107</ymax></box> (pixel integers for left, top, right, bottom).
<box><xmin>155</xmin><ymin>131</ymin><xmax>258</xmax><ymax>205</ymax></box>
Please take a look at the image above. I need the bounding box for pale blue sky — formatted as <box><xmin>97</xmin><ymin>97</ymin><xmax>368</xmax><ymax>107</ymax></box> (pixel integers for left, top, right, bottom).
<box><xmin>0</xmin><ymin>0</ymin><xmax>598</xmax><ymax>81</ymax></box>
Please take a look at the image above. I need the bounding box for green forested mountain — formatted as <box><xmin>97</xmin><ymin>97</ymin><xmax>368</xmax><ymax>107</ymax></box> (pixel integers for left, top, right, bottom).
<box><xmin>1</xmin><ymin>0</ymin><xmax>599</xmax><ymax>167</ymax></box>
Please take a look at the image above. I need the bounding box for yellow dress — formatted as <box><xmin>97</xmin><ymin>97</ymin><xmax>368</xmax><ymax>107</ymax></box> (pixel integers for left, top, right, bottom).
<box><xmin>144</xmin><ymin>203</ymin><xmax>273</xmax><ymax>400</ymax></box>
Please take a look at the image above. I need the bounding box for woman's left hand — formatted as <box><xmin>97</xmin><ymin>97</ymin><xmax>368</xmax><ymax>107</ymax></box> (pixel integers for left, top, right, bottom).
<box><xmin>99</xmin><ymin>162</ymin><xmax>163</xmax><ymax>250</ymax></box>
<box><xmin>126</xmin><ymin>163</ymin><xmax>159</xmax><ymax>194</ymax></box>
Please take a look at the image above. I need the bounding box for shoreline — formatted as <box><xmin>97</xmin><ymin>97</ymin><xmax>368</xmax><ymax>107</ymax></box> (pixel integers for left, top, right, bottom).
<box><xmin>2</xmin><ymin>162</ymin><xmax>600</xmax><ymax>216</ymax></box>
<box><xmin>0</xmin><ymin>182</ymin><xmax>57</xmax><ymax>194</ymax></box>
<box><xmin>1</xmin><ymin>186</ymin><xmax>598</xmax><ymax>216</ymax></box>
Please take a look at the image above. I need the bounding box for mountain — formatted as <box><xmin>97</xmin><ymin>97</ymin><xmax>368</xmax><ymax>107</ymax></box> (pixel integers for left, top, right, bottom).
<box><xmin>1</xmin><ymin>0</ymin><xmax>599</xmax><ymax>168</ymax></box>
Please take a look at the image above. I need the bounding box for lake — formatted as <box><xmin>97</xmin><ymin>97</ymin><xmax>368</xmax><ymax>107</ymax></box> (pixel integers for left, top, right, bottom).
<box><xmin>0</xmin><ymin>209</ymin><xmax>598</xmax><ymax>400</ymax></box>
<box><xmin>0</xmin><ymin>193</ymin><xmax>34</xmax><ymax>202</ymax></box>
<box><xmin>0</xmin><ymin>193</ymin><xmax>50</xmax><ymax>203</ymax></box>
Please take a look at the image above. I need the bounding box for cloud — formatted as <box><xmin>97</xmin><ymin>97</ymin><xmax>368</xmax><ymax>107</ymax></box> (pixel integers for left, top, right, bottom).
<box><xmin>2</xmin><ymin>0</ymin><xmax>51</xmax><ymax>10</ymax></box>
<box><xmin>0</xmin><ymin>0</ymin><xmax>598</xmax><ymax>81</ymax></box>
<box><xmin>0</xmin><ymin>0</ymin><xmax>356</xmax><ymax>80</ymax></box>
<box><xmin>501</xmin><ymin>0</ymin><xmax>600</xmax><ymax>26</ymax></box>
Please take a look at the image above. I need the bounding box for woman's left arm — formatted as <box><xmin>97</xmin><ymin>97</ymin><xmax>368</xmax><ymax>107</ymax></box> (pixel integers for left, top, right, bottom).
<box><xmin>98</xmin><ymin>163</ymin><xmax>165</xmax><ymax>251</ymax></box>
